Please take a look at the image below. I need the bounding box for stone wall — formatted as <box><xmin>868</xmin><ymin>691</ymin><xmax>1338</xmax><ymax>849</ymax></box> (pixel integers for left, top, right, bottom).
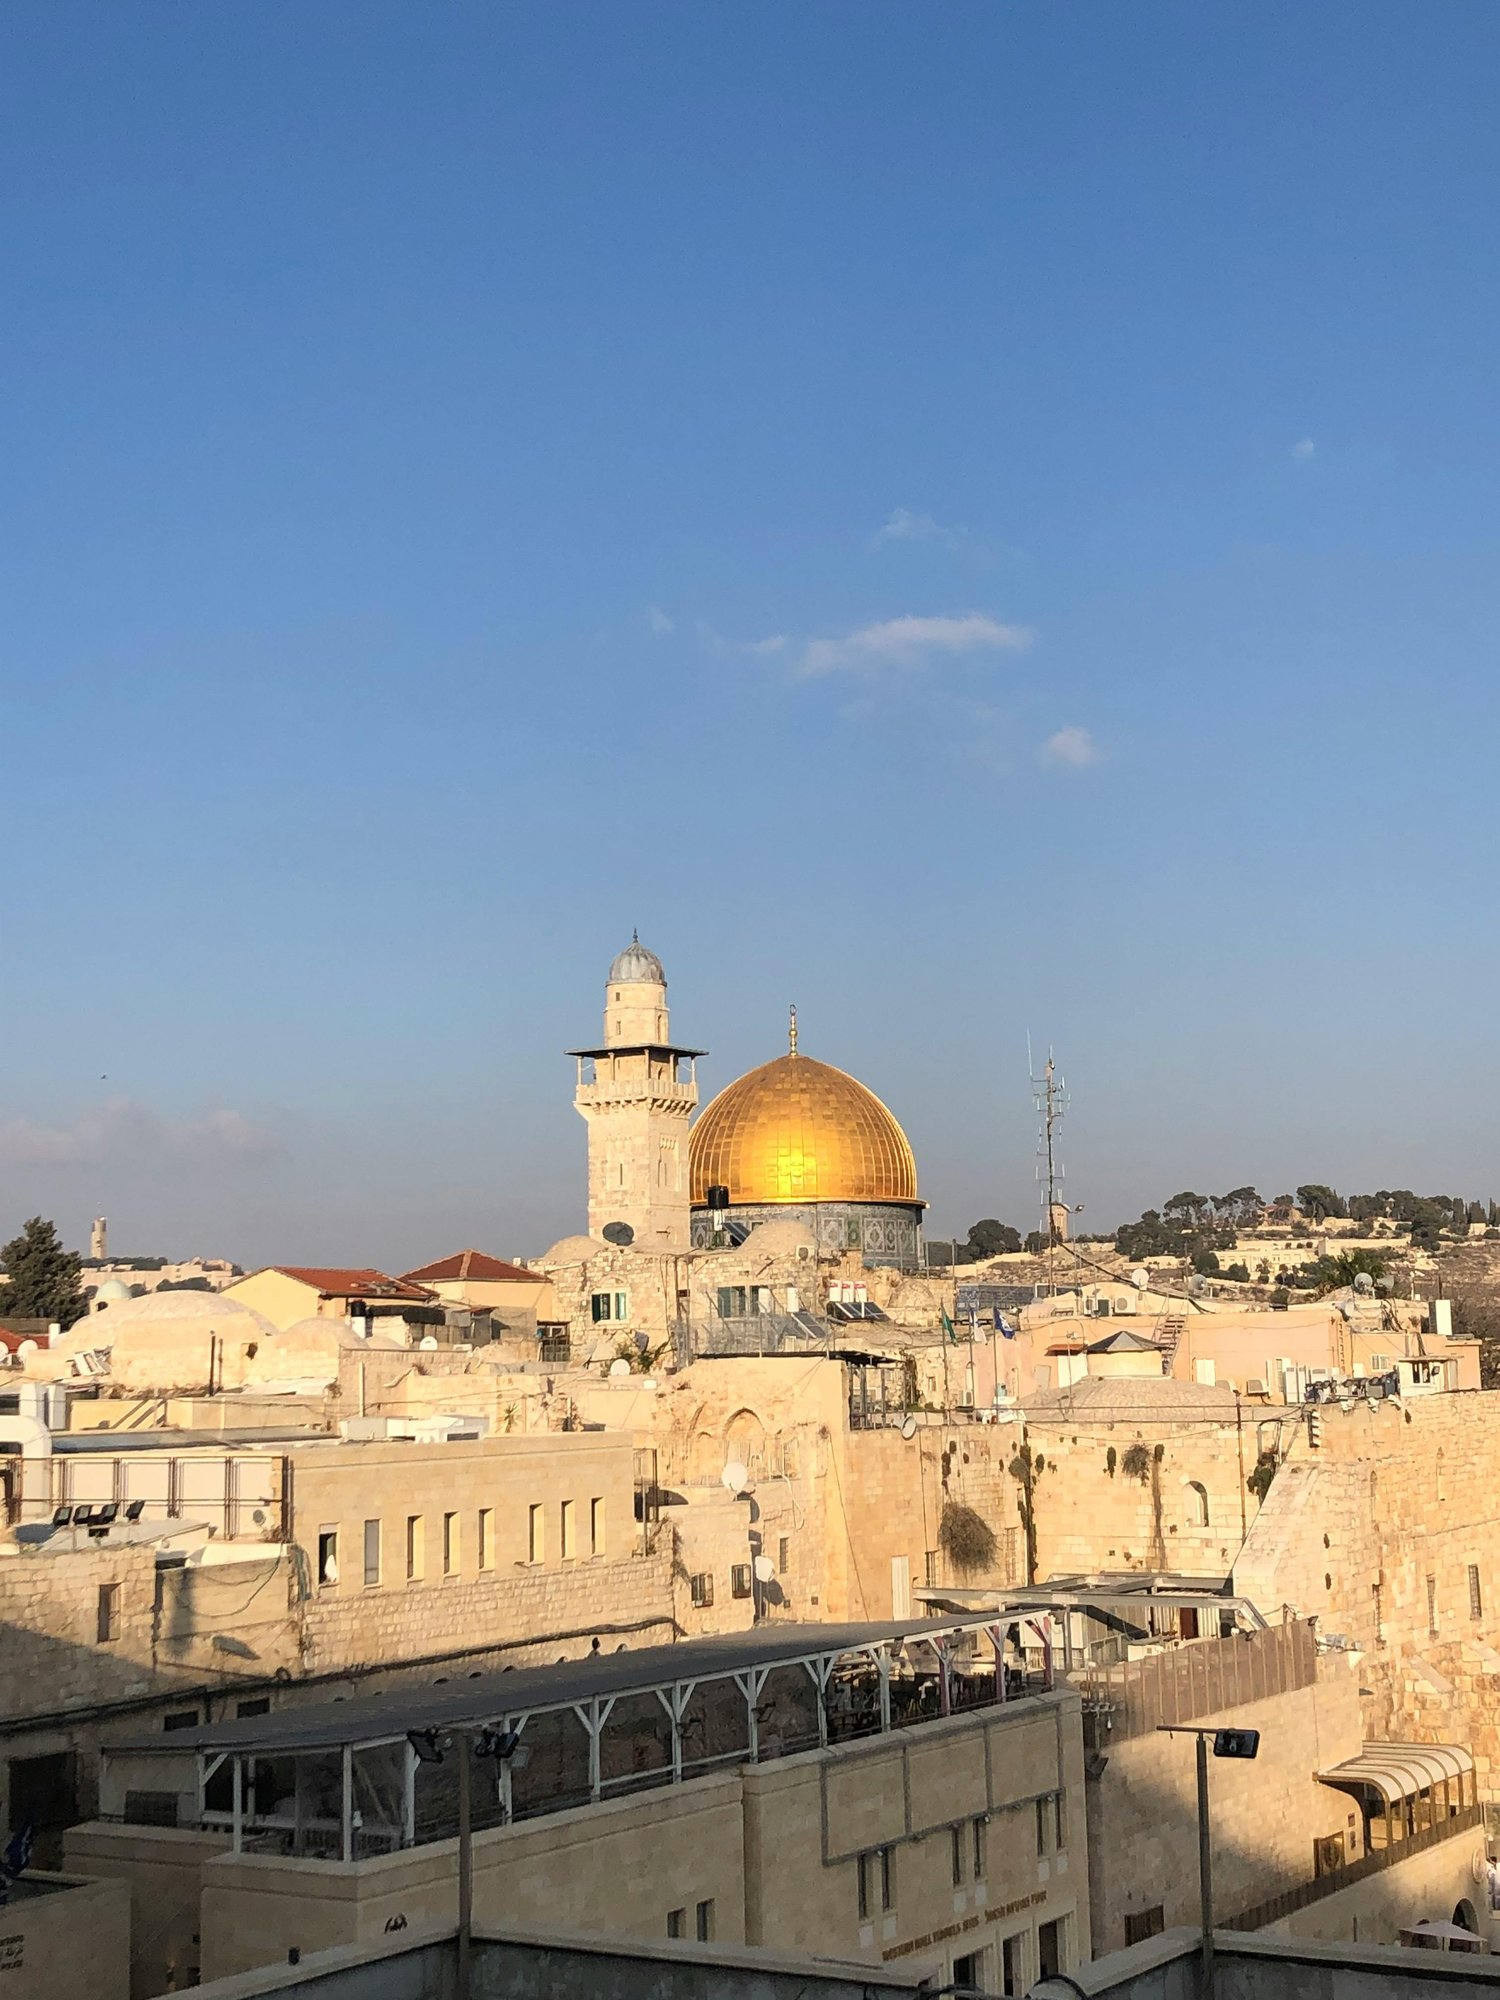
<box><xmin>1233</xmin><ymin>1390</ymin><xmax>1500</xmax><ymax>1801</ymax></box>
<box><xmin>300</xmin><ymin>1548</ymin><xmax>676</xmax><ymax>1675</ymax></box>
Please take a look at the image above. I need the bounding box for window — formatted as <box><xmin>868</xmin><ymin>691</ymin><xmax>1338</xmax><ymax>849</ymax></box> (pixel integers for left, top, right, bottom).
<box><xmin>363</xmin><ymin>1519</ymin><xmax>381</xmax><ymax>1587</ymax></box>
<box><xmin>1037</xmin><ymin>1918</ymin><xmax>1065</xmax><ymax>1982</ymax></box>
<box><xmin>1372</xmin><ymin>1580</ymin><xmax>1385</xmax><ymax>1644</ymax></box>
<box><xmin>590</xmin><ymin>1497</ymin><xmax>605</xmax><ymax>1557</ymax></box>
<box><xmin>689</xmin><ymin>1571</ymin><xmax>713</xmax><ymax>1609</ymax></box>
<box><xmin>235</xmin><ymin>1698</ymin><xmax>270</xmax><ymax>1718</ymax></box>
<box><xmin>538</xmin><ymin>1327</ymin><xmax>570</xmax><ymax>1364</ymax></box>
<box><xmin>407</xmin><ymin>1515</ymin><xmax>424</xmax><ymax>1581</ymax></box>
<box><xmin>695</xmin><ymin>1899</ymin><xmax>715</xmax><ymax>1941</ymax></box>
<box><xmin>528</xmin><ymin>1504</ymin><xmax>544</xmax><ymax>1564</ymax></box>
<box><xmin>1124</xmin><ymin>1907</ymin><xmax>1164</xmax><ymax>1947</ymax></box>
<box><xmin>441</xmin><ymin>1512</ymin><xmax>459</xmax><ymax>1576</ymax></box>
<box><xmin>96</xmin><ymin>1582</ymin><xmax>120</xmax><ymax>1643</ymax></box>
<box><xmin>590</xmin><ymin>1291</ymin><xmax>629</xmax><ymax>1323</ymax></box>
<box><xmin>731</xmin><ymin>1563</ymin><xmax>753</xmax><ymax>1599</ymax></box>
<box><xmin>666</xmin><ymin>1908</ymin><xmax>685</xmax><ymax>1939</ymax></box>
<box><xmin>478</xmin><ymin>1509</ymin><xmax>493</xmax><ymax>1571</ymax></box>
<box><xmin>857</xmin><ymin>1847</ymin><xmax>895</xmax><ymax>1916</ymax></box>
<box><xmin>561</xmin><ymin>1499</ymin><xmax>576</xmax><ymax>1559</ymax></box>
<box><xmin>972</xmin><ymin>1816</ymin><xmax>987</xmax><ymax>1880</ymax></box>
<box><xmin>163</xmin><ymin>1709</ymin><xmax>200</xmax><ymax>1731</ymax></box>
<box><xmin>925</xmin><ymin>1549</ymin><xmax>939</xmax><ymax>1588</ymax></box>
<box><xmin>1427</xmin><ymin>1572</ymin><xmax>1439</xmax><ymax>1638</ymax></box>
<box><xmin>1470</xmin><ymin>1564</ymin><xmax>1484</xmax><ymax>1621</ymax></box>
<box><xmin>317</xmin><ymin>1528</ymin><xmax>339</xmax><ymax>1588</ymax></box>
<box><xmin>1036</xmin><ymin>1791</ymin><xmax>1065</xmax><ymax>1856</ymax></box>
<box><xmin>951</xmin><ymin>1825</ymin><xmax>965</xmax><ymax>1888</ymax></box>
<box><xmin>1186</xmin><ymin>1480</ymin><xmax>1210</xmax><ymax>1527</ymax></box>
<box><xmin>778</xmin><ymin>1535</ymin><xmax>790</xmax><ymax>1573</ymax></box>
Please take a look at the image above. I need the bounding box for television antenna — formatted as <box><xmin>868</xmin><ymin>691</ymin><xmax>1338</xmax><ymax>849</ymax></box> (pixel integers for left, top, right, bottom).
<box><xmin>1028</xmin><ymin>1036</ymin><xmax>1069</xmax><ymax>1294</ymax></box>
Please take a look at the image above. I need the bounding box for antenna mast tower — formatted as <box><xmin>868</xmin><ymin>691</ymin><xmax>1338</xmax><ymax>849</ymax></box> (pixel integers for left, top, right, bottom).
<box><xmin>1030</xmin><ymin>1045</ymin><xmax>1068</xmax><ymax>1293</ymax></box>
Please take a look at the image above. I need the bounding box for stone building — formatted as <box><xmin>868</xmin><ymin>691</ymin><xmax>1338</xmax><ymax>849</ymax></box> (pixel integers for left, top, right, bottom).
<box><xmin>72</xmin><ymin>1617</ymin><xmax>1086</xmax><ymax>1999</ymax></box>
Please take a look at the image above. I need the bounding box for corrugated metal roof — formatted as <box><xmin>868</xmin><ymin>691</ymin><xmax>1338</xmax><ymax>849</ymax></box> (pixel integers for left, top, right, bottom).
<box><xmin>1319</xmin><ymin>1740</ymin><xmax>1473</xmax><ymax>1803</ymax></box>
<box><xmin>108</xmin><ymin>1618</ymin><xmax>1000</xmax><ymax>1758</ymax></box>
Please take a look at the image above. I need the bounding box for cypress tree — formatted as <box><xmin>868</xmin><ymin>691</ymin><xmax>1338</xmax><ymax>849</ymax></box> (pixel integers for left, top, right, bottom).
<box><xmin>0</xmin><ymin>1216</ymin><xmax>89</xmax><ymax>1329</ymax></box>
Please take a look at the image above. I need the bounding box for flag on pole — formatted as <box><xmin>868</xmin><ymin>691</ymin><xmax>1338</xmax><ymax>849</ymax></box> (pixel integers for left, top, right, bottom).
<box><xmin>995</xmin><ymin>1310</ymin><xmax>1017</xmax><ymax>1340</ymax></box>
<box><xmin>940</xmin><ymin>1308</ymin><xmax>959</xmax><ymax>1344</ymax></box>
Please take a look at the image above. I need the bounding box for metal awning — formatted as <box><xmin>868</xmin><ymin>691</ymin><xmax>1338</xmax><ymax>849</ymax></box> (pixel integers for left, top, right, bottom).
<box><xmin>1319</xmin><ymin>1741</ymin><xmax>1473</xmax><ymax>1804</ymax></box>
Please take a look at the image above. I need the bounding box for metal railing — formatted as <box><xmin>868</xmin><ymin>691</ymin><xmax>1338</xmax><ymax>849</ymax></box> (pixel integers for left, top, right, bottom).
<box><xmin>1079</xmin><ymin>1620</ymin><xmax>1317</xmax><ymax>1745</ymax></box>
<box><xmin>1224</xmin><ymin>1801</ymin><xmax>1483</xmax><ymax>1932</ymax></box>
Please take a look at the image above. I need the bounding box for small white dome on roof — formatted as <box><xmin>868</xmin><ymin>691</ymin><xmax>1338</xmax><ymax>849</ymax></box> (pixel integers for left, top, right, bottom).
<box><xmin>59</xmin><ymin>1288</ymin><xmax>277</xmax><ymax>1344</ymax></box>
<box><xmin>738</xmin><ymin>1218</ymin><xmax>819</xmax><ymax>1256</ymax></box>
<box><xmin>540</xmin><ymin>1235</ymin><xmax>610</xmax><ymax>1265</ymax></box>
<box><xmin>93</xmin><ymin>1279</ymin><xmax>134</xmax><ymax>1304</ymax></box>
<box><xmin>608</xmin><ymin>931</ymin><xmax>666</xmax><ymax>985</ymax></box>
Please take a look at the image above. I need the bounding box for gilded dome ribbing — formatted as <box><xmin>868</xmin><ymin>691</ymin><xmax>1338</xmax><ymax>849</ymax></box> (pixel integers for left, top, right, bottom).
<box><xmin>689</xmin><ymin>1048</ymin><xmax>919</xmax><ymax>1207</ymax></box>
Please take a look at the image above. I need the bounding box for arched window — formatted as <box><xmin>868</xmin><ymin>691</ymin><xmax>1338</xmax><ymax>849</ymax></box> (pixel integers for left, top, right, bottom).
<box><xmin>1186</xmin><ymin>1480</ymin><xmax>1210</xmax><ymax>1527</ymax></box>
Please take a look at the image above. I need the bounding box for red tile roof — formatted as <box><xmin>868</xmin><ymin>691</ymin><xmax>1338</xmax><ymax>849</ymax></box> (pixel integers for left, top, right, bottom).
<box><xmin>272</xmin><ymin>1267</ymin><xmax>435</xmax><ymax>1302</ymax></box>
<box><xmin>401</xmin><ymin>1250</ymin><xmax>543</xmax><ymax>1285</ymax></box>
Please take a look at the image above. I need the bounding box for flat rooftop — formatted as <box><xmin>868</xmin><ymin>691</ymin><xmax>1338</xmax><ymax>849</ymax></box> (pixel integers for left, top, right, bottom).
<box><xmin>114</xmin><ymin>1616</ymin><xmax>1009</xmax><ymax>1755</ymax></box>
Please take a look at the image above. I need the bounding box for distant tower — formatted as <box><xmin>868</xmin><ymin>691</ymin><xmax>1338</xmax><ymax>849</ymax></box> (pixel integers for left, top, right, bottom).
<box><xmin>90</xmin><ymin>1216</ymin><xmax>108</xmax><ymax>1262</ymax></box>
<box><xmin>570</xmin><ymin>936</ymin><xmax>704</xmax><ymax>1250</ymax></box>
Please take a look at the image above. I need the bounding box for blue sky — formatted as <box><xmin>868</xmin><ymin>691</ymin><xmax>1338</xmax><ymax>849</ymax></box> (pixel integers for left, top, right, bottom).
<box><xmin>6</xmin><ymin>3</ymin><xmax>1500</xmax><ymax>1266</ymax></box>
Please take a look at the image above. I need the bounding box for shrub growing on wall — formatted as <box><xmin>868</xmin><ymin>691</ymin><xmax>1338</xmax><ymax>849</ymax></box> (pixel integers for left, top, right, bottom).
<box><xmin>939</xmin><ymin>1501</ymin><xmax>998</xmax><ymax>1576</ymax></box>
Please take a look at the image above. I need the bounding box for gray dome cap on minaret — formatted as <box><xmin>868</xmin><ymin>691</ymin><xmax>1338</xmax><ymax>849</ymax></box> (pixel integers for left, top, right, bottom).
<box><xmin>608</xmin><ymin>930</ymin><xmax>666</xmax><ymax>983</ymax></box>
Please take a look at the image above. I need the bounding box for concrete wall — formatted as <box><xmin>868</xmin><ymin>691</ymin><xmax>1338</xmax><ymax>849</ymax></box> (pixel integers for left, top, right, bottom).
<box><xmin>184</xmin><ymin>1923</ymin><xmax>939</xmax><ymax>2000</ymax></box>
<box><xmin>1085</xmin><ymin>1657</ymin><xmax>1367</xmax><ymax>1954</ymax></box>
<box><xmin>63</xmin><ymin>1826</ymin><xmax>230</xmax><ymax>1998</ymax></box>
<box><xmin>1037</xmin><ymin>1927</ymin><xmax>1500</xmax><ymax>2000</ymax></box>
<box><xmin>0</xmin><ymin>1872</ymin><xmax>130</xmax><ymax>2000</ymax></box>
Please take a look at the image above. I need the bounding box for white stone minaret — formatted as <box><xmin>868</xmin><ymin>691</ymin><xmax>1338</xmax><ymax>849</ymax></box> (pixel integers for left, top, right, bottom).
<box><xmin>571</xmin><ymin>935</ymin><xmax>702</xmax><ymax>1250</ymax></box>
<box><xmin>90</xmin><ymin>1216</ymin><xmax>108</xmax><ymax>1262</ymax></box>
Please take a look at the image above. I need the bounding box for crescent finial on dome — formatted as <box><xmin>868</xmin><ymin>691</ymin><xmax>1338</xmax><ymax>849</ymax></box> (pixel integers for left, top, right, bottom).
<box><xmin>788</xmin><ymin>1004</ymin><xmax>798</xmax><ymax>1055</ymax></box>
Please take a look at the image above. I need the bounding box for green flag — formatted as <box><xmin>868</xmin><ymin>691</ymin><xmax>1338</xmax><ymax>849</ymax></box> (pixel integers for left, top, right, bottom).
<box><xmin>941</xmin><ymin>1308</ymin><xmax>958</xmax><ymax>1344</ymax></box>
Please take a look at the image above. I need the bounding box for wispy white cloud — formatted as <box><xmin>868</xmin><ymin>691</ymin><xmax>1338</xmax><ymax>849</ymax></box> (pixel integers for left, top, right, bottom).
<box><xmin>647</xmin><ymin>606</ymin><xmax>675</xmax><ymax>634</ymax></box>
<box><xmin>743</xmin><ymin>634</ymin><xmax>787</xmax><ymax>656</ymax></box>
<box><xmin>1292</xmin><ymin>438</ymin><xmax>1316</xmax><ymax>461</ymax></box>
<box><xmin>798</xmin><ymin>612</ymin><xmax>1032</xmax><ymax>679</ymax></box>
<box><xmin>0</xmin><ymin>1099</ymin><xmax>278</xmax><ymax>1170</ymax></box>
<box><xmin>1040</xmin><ymin>725</ymin><xmax>1102</xmax><ymax>769</ymax></box>
<box><xmin>873</xmin><ymin>507</ymin><xmax>958</xmax><ymax>546</ymax></box>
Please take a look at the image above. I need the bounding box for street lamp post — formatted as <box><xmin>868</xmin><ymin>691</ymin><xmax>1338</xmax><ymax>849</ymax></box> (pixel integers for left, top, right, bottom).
<box><xmin>1156</xmin><ymin>1725</ymin><xmax>1260</xmax><ymax>2000</ymax></box>
<box><xmin>408</xmin><ymin>1724</ymin><xmax>522</xmax><ymax>2000</ymax></box>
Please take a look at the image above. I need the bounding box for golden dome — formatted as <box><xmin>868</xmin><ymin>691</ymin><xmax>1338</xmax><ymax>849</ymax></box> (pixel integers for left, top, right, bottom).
<box><xmin>689</xmin><ymin>1035</ymin><xmax>920</xmax><ymax>1208</ymax></box>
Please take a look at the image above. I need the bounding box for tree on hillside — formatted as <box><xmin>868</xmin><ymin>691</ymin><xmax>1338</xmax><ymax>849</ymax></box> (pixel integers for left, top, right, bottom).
<box><xmin>1296</xmin><ymin>1183</ymin><xmax>1347</xmax><ymax>1221</ymax></box>
<box><xmin>966</xmin><ymin>1219</ymin><xmax>1023</xmax><ymax>1259</ymax></box>
<box><xmin>0</xmin><ymin>1216</ymin><xmax>89</xmax><ymax>1329</ymax></box>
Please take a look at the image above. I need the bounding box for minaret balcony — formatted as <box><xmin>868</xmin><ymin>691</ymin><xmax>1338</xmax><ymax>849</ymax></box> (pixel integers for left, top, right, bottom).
<box><xmin>575</xmin><ymin>1076</ymin><xmax>699</xmax><ymax>1112</ymax></box>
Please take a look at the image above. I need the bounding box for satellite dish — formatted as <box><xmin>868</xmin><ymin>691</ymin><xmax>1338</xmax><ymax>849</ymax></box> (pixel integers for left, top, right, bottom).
<box><xmin>608</xmin><ymin>1357</ymin><xmax>632</xmax><ymax>1378</ymax></box>
<box><xmin>721</xmin><ymin>1461</ymin><xmax>749</xmax><ymax>1495</ymax></box>
<box><xmin>633</xmin><ymin>1329</ymin><xmax>651</xmax><ymax>1352</ymax></box>
<box><xmin>418</xmin><ymin>1335</ymin><xmax>439</xmax><ymax>1349</ymax></box>
<box><xmin>900</xmin><ymin>1414</ymin><xmax>918</xmax><ymax>1441</ymax></box>
<box><xmin>1132</xmin><ymin>1268</ymin><xmax>1149</xmax><ymax>1289</ymax></box>
<box><xmin>602</xmin><ymin>1221</ymin><xmax>635</xmax><ymax>1247</ymax></box>
<box><xmin>752</xmin><ymin>1554</ymin><xmax>774</xmax><ymax>1582</ymax></box>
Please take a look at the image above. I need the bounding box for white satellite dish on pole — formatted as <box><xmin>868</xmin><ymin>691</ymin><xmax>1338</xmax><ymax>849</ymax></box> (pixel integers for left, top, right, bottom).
<box><xmin>752</xmin><ymin>1554</ymin><xmax>774</xmax><ymax>1583</ymax></box>
<box><xmin>900</xmin><ymin>1414</ymin><xmax>918</xmax><ymax>1441</ymax></box>
<box><xmin>721</xmin><ymin>1461</ymin><xmax>749</xmax><ymax>1496</ymax></box>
